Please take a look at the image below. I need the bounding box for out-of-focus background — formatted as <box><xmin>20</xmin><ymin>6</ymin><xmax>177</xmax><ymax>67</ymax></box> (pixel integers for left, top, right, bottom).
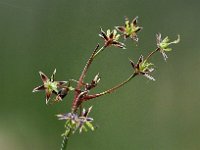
<box><xmin>0</xmin><ymin>0</ymin><xmax>199</xmax><ymax>150</ymax></box>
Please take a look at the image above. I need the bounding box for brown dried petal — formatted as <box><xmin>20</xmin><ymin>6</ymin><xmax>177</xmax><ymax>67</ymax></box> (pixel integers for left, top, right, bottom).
<box><xmin>82</xmin><ymin>106</ymin><xmax>93</xmax><ymax>117</ymax></box>
<box><xmin>132</xmin><ymin>16</ymin><xmax>138</xmax><ymax>26</ymax></box>
<box><xmin>129</xmin><ymin>59</ymin><xmax>136</xmax><ymax>69</ymax></box>
<box><xmin>100</xmin><ymin>28</ymin><xmax>109</xmax><ymax>41</ymax></box>
<box><xmin>112</xmin><ymin>41</ymin><xmax>126</xmax><ymax>49</ymax></box>
<box><xmin>135</xmin><ymin>27</ymin><xmax>142</xmax><ymax>33</ymax></box>
<box><xmin>45</xmin><ymin>90</ymin><xmax>52</xmax><ymax>104</ymax></box>
<box><xmin>137</xmin><ymin>55</ymin><xmax>144</xmax><ymax>64</ymax></box>
<box><xmin>109</xmin><ymin>31</ymin><xmax>114</xmax><ymax>39</ymax></box>
<box><xmin>39</xmin><ymin>71</ymin><xmax>49</xmax><ymax>83</ymax></box>
<box><xmin>57</xmin><ymin>81</ymin><xmax>67</xmax><ymax>86</ymax></box>
<box><xmin>32</xmin><ymin>85</ymin><xmax>45</xmax><ymax>92</ymax></box>
<box><xmin>116</xmin><ymin>26</ymin><xmax>125</xmax><ymax>32</ymax></box>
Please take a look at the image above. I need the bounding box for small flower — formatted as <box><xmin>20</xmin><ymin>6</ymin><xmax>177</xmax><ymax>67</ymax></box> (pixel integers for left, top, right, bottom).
<box><xmin>156</xmin><ymin>33</ymin><xmax>180</xmax><ymax>61</ymax></box>
<box><xmin>116</xmin><ymin>16</ymin><xmax>142</xmax><ymax>42</ymax></box>
<box><xmin>57</xmin><ymin>106</ymin><xmax>94</xmax><ymax>134</ymax></box>
<box><xmin>130</xmin><ymin>55</ymin><xmax>155</xmax><ymax>81</ymax></box>
<box><xmin>32</xmin><ymin>69</ymin><xmax>67</xmax><ymax>104</ymax></box>
<box><xmin>99</xmin><ymin>28</ymin><xmax>126</xmax><ymax>49</ymax></box>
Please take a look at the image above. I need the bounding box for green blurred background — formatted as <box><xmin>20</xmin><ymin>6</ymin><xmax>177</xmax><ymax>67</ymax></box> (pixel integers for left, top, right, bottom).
<box><xmin>0</xmin><ymin>0</ymin><xmax>199</xmax><ymax>150</ymax></box>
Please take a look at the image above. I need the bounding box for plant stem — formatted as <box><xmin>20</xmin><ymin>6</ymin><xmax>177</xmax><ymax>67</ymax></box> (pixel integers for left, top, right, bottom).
<box><xmin>60</xmin><ymin>130</ymin><xmax>71</xmax><ymax>150</ymax></box>
<box><xmin>94</xmin><ymin>45</ymin><xmax>107</xmax><ymax>57</ymax></box>
<box><xmin>72</xmin><ymin>44</ymin><xmax>107</xmax><ymax>112</ymax></box>
<box><xmin>76</xmin><ymin>44</ymin><xmax>100</xmax><ymax>91</ymax></box>
<box><xmin>145</xmin><ymin>48</ymin><xmax>159</xmax><ymax>61</ymax></box>
<box><xmin>99</xmin><ymin>73</ymin><xmax>136</xmax><ymax>95</ymax></box>
<box><xmin>83</xmin><ymin>73</ymin><xmax>137</xmax><ymax>101</ymax></box>
<box><xmin>60</xmin><ymin>136</ymin><xmax>68</xmax><ymax>150</ymax></box>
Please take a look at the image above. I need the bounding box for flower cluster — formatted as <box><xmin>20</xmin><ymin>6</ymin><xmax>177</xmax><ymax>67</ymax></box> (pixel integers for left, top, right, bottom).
<box><xmin>32</xmin><ymin>16</ymin><xmax>180</xmax><ymax>149</ymax></box>
<box><xmin>99</xmin><ymin>17</ymin><xmax>142</xmax><ymax>50</ymax></box>
<box><xmin>57</xmin><ymin>107</ymin><xmax>94</xmax><ymax>135</ymax></box>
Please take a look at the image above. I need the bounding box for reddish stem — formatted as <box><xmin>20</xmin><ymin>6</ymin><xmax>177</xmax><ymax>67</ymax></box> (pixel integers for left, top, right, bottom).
<box><xmin>76</xmin><ymin>44</ymin><xmax>100</xmax><ymax>92</ymax></box>
<box><xmin>72</xmin><ymin>44</ymin><xmax>100</xmax><ymax>112</ymax></box>
<box><xmin>82</xmin><ymin>73</ymin><xmax>137</xmax><ymax>101</ymax></box>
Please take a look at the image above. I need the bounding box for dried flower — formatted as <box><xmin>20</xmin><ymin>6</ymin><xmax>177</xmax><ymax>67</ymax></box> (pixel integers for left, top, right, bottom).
<box><xmin>55</xmin><ymin>87</ymin><xmax>69</xmax><ymax>102</ymax></box>
<box><xmin>85</xmin><ymin>73</ymin><xmax>100</xmax><ymax>90</ymax></box>
<box><xmin>156</xmin><ymin>33</ymin><xmax>180</xmax><ymax>61</ymax></box>
<box><xmin>32</xmin><ymin>69</ymin><xmax>67</xmax><ymax>104</ymax></box>
<box><xmin>99</xmin><ymin>28</ymin><xmax>126</xmax><ymax>49</ymax></box>
<box><xmin>116</xmin><ymin>16</ymin><xmax>142</xmax><ymax>42</ymax></box>
<box><xmin>130</xmin><ymin>55</ymin><xmax>155</xmax><ymax>81</ymax></box>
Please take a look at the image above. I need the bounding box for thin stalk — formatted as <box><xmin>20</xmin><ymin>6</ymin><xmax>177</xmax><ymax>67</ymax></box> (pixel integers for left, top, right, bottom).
<box><xmin>60</xmin><ymin>130</ymin><xmax>71</xmax><ymax>150</ymax></box>
<box><xmin>60</xmin><ymin>136</ymin><xmax>68</xmax><ymax>150</ymax></box>
<box><xmin>83</xmin><ymin>73</ymin><xmax>137</xmax><ymax>101</ymax></box>
<box><xmin>74</xmin><ymin>44</ymin><xmax>106</xmax><ymax>92</ymax></box>
<box><xmin>76</xmin><ymin>44</ymin><xmax>100</xmax><ymax>91</ymax></box>
<box><xmin>72</xmin><ymin>44</ymin><xmax>107</xmax><ymax>112</ymax></box>
<box><xmin>145</xmin><ymin>48</ymin><xmax>159</xmax><ymax>61</ymax></box>
<box><xmin>99</xmin><ymin>73</ymin><xmax>136</xmax><ymax>95</ymax></box>
<box><xmin>94</xmin><ymin>45</ymin><xmax>107</xmax><ymax>57</ymax></box>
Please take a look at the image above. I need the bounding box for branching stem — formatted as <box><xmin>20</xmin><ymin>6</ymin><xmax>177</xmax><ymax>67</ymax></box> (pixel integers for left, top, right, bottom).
<box><xmin>76</xmin><ymin>44</ymin><xmax>100</xmax><ymax>92</ymax></box>
<box><xmin>83</xmin><ymin>73</ymin><xmax>137</xmax><ymax>101</ymax></box>
<box><xmin>94</xmin><ymin>45</ymin><xmax>107</xmax><ymax>57</ymax></box>
<box><xmin>72</xmin><ymin>44</ymin><xmax>107</xmax><ymax>112</ymax></box>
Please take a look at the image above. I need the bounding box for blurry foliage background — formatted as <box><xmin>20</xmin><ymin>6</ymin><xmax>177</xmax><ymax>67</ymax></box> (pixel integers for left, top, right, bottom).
<box><xmin>0</xmin><ymin>0</ymin><xmax>199</xmax><ymax>150</ymax></box>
